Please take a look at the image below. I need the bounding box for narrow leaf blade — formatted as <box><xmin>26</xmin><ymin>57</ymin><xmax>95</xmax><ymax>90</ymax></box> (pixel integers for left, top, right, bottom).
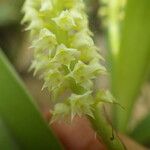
<box><xmin>0</xmin><ymin>50</ymin><xmax>62</xmax><ymax>150</ymax></box>
<box><xmin>112</xmin><ymin>0</ymin><xmax>150</xmax><ymax>131</ymax></box>
<box><xmin>0</xmin><ymin>118</ymin><xmax>20</xmax><ymax>150</ymax></box>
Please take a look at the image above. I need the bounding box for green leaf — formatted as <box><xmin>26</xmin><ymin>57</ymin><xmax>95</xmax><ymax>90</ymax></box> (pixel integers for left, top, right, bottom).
<box><xmin>110</xmin><ymin>0</ymin><xmax>150</xmax><ymax>131</ymax></box>
<box><xmin>0</xmin><ymin>50</ymin><xmax>63</xmax><ymax>149</ymax></box>
<box><xmin>0</xmin><ymin>118</ymin><xmax>19</xmax><ymax>150</ymax></box>
<box><xmin>130</xmin><ymin>114</ymin><xmax>150</xmax><ymax>144</ymax></box>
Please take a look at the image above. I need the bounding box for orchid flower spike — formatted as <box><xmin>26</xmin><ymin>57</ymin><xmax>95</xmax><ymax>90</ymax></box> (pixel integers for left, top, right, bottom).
<box><xmin>22</xmin><ymin>0</ymin><xmax>110</xmax><ymax>122</ymax></box>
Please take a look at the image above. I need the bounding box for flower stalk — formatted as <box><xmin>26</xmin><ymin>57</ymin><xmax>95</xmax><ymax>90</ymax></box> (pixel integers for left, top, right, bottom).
<box><xmin>89</xmin><ymin>104</ymin><xmax>125</xmax><ymax>150</ymax></box>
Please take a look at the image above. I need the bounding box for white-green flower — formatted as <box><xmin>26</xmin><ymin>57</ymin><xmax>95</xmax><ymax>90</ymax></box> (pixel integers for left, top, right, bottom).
<box><xmin>53</xmin><ymin>10</ymin><xmax>76</xmax><ymax>31</ymax></box>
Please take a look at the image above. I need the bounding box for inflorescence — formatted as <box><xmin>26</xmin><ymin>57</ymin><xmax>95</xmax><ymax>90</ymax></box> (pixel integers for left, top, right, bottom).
<box><xmin>22</xmin><ymin>0</ymin><xmax>108</xmax><ymax>121</ymax></box>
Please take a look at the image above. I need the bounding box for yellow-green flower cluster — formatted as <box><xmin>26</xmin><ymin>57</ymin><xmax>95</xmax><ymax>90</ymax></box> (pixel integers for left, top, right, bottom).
<box><xmin>99</xmin><ymin>0</ymin><xmax>126</xmax><ymax>27</ymax></box>
<box><xmin>22</xmin><ymin>0</ymin><xmax>106</xmax><ymax>121</ymax></box>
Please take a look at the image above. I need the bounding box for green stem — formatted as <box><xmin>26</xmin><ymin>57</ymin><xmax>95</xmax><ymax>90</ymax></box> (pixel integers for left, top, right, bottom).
<box><xmin>89</xmin><ymin>104</ymin><xmax>125</xmax><ymax>150</ymax></box>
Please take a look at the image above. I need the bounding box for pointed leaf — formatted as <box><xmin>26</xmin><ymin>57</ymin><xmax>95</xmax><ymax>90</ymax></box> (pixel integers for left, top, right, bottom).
<box><xmin>0</xmin><ymin>50</ymin><xmax>62</xmax><ymax>149</ymax></box>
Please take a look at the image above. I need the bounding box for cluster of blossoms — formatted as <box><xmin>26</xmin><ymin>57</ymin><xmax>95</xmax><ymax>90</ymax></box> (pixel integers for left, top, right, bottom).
<box><xmin>99</xmin><ymin>0</ymin><xmax>126</xmax><ymax>27</ymax></box>
<box><xmin>22</xmin><ymin>0</ymin><xmax>107</xmax><ymax>121</ymax></box>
